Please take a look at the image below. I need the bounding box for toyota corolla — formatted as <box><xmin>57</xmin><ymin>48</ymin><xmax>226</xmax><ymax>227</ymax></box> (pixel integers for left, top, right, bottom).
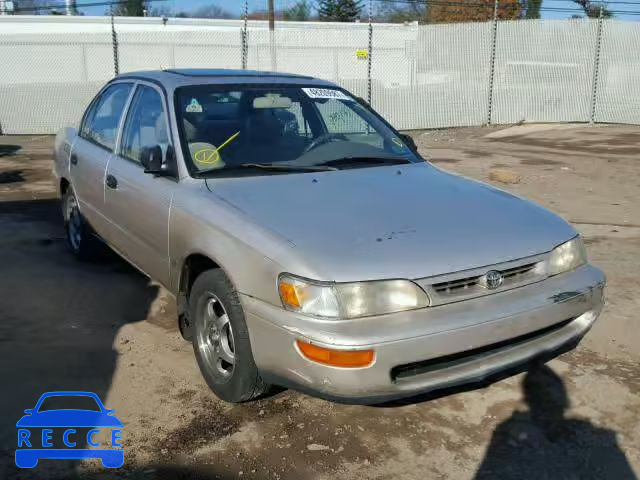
<box><xmin>53</xmin><ymin>69</ymin><xmax>605</xmax><ymax>403</ymax></box>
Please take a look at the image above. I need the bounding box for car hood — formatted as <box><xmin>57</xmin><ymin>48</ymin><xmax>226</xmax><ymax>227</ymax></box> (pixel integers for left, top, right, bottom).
<box><xmin>205</xmin><ymin>164</ymin><xmax>576</xmax><ymax>281</ymax></box>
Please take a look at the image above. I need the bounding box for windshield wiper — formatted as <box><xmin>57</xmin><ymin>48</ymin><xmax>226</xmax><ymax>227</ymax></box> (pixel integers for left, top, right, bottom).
<box><xmin>198</xmin><ymin>163</ymin><xmax>337</xmax><ymax>176</ymax></box>
<box><xmin>318</xmin><ymin>156</ymin><xmax>412</xmax><ymax>168</ymax></box>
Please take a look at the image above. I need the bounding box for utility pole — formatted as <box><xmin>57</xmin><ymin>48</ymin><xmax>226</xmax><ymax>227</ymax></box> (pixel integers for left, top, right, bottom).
<box><xmin>268</xmin><ymin>0</ymin><xmax>276</xmax><ymax>70</ymax></box>
<box><xmin>268</xmin><ymin>0</ymin><xmax>275</xmax><ymax>31</ymax></box>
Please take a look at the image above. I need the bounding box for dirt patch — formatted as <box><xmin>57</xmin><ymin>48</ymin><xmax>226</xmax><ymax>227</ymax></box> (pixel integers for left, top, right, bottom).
<box><xmin>430</xmin><ymin>157</ymin><xmax>460</xmax><ymax>164</ymax></box>
<box><xmin>520</xmin><ymin>158</ymin><xmax>564</xmax><ymax>166</ymax></box>
<box><xmin>156</xmin><ymin>399</ymin><xmax>241</xmax><ymax>461</ymax></box>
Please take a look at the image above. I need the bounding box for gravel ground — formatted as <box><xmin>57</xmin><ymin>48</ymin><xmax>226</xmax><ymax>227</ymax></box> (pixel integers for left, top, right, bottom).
<box><xmin>0</xmin><ymin>124</ymin><xmax>638</xmax><ymax>480</ymax></box>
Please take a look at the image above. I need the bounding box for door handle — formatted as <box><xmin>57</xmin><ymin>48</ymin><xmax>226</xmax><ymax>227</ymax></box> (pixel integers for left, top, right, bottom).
<box><xmin>105</xmin><ymin>174</ymin><xmax>118</xmax><ymax>190</ymax></box>
<box><xmin>70</xmin><ymin>154</ymin><xmax>78</xmax><ymax>166</ymax></box>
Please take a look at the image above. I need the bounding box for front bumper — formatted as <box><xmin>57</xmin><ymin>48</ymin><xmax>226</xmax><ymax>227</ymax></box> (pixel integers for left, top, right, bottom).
<box><xmin>242</xmin><ymin>264</ymin><xmax>605</xmax><ymax>403</ymax></box>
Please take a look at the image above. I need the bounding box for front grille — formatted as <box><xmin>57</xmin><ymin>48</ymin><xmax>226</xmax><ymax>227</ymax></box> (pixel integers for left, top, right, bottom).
<box><xmin>391</xmin><ymin>317</ymin><xmax>574</xmax><ymax>383</ymax></box>
<box><xmin>432</xmin><ymin>262</ymin><xmax>537</xmax><ymax>294</ymax></box>
<box><xmin>418</xmin><ymin>255</ymin><xmax>547</xmax><ymax>306</ymax></box>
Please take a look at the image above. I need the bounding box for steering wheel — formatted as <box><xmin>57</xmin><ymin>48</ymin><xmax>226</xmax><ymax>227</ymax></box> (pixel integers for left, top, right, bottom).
<box><xmin>303</xmin><ymin>133</ymin><xmax>348</xmax><ymax>154</ymax></box>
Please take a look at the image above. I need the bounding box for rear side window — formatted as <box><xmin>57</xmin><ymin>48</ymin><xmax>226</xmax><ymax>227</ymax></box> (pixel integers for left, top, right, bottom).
<box><xmin>81</xmin><ymin>83</ymin><xmax>132</xmax><ymax>151</ymax></box>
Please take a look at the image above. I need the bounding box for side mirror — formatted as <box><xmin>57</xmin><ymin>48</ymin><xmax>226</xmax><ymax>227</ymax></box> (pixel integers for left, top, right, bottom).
<box><xmin>140</xmin><ymin>145</ymin><xmax>164</xmax><ymax>174</ymax></box>
<box><xmin>400</xmin><ymin>133</ymin><xmax>418</xmax><ymax>152</ymax></box>
<box><xmin>24</xmin><ymin>409</ymin><xmax>34</xmax><ymax>415</ymax></box>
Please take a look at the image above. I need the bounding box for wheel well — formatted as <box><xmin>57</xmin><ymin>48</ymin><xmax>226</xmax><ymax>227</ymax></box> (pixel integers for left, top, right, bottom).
<box><xmin>60</xmin><ymin>178</ymin><xmax>70</xmax><ymax>196</ymax></box>
<box><xmin>176</xmin><ymin>254</ymin><xmax>220</xmax><ymax>340</ymax></box>
<box><xmin>179</xmin><ymin>254</ymin><xmax>220</xmax><ymax>302</ymax></box>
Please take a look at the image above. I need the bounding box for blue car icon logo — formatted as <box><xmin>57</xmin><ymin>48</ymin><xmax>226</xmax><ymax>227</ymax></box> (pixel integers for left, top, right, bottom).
<box><xmin>15</xmin><ymin>391</ymin><xmax>123</xmax><ymax>468</ymax></box>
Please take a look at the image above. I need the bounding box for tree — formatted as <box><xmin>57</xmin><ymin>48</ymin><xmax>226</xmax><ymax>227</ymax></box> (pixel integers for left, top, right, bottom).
<box><xmin>191</xmin><ymin>4</ymin><xmax>233</xmax><ymax>19</ymax></box>
<box><xmin>524</xmin><ymin>0</ymin><xmax>542</xmax><ymax>19</ymax></box>
<box><xmin>572</xmin><ymin>0</ymin><xmax>613</xmax><ymax>18</ymax></box>
<box><xmin>13</xmin><ymin>0</ymin><xmax>48</xmax><ymax>14</ymax></box>
<box><xmin>114</xmin><ymin>0</ymin><xmax>147</xmax><ymax>16</ymax></box>
<box><xmin>426</xmin><ymin>0</ymin><xmax>522</xmax><ymax>23</ymax></box>
<box><xmin>148</xmin><ymin>4</ymin><xmax>232</xmax><ymax>19</ymax></box>
<box><xmin>318</xmin><ymin>0</ymin><xmax>363</xmax><ymax>22</ymax></box>
<box><xmin>284</xmin><ymin>0</ymin><xmax>311</xmax><ymax>21</ymax></box>
<box><xmin>376</xmin><ymin>0</ymin><xmax>427</xmax><ymax>23</ymax></box>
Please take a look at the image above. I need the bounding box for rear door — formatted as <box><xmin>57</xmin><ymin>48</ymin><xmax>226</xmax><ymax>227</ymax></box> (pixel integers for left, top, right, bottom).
<box><xmin>103</xmin><ymin>82</ymin><xmax>177</xmax><ymax>286</ymax></box>
<box><xmin>70</xmin><ymin>82</ymin><xmax>133</xmax><ymax>237</ymax></box>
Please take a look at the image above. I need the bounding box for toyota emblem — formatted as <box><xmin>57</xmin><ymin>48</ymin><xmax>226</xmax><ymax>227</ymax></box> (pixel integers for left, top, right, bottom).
<box><xmin>481</xmin><ymin>270</ymin><xmax>504</xmax><ymax>290</ymax></box>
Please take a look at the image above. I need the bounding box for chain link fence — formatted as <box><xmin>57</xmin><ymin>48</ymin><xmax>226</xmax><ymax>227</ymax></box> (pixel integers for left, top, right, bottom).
<box><xmin>0</xmin><ymin>16</ymin><xmax>639</xmax><ymax>134</ymax></box>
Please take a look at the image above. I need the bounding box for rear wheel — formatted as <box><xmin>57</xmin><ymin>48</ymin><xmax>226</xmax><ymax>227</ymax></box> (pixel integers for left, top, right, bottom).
<box><xmin>190</xmin><ymin>269</ymin><xmax>269</xmax><ymax>403</ymax></box>
<box><xmin>62</xmin><ymin>187</ymin><xmax>100</xmax><ymax>260</ymax></box>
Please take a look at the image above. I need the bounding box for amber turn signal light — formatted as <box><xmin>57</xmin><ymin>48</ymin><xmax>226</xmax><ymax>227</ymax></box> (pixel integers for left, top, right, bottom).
<box><xmin>279</xmin><ymin>282</ymin><xmax>301</xmax><ymax>309</ymax></box>
<box><xmin>296</xmin><ymin>340</ymin><xmax>375</xmax><ymax>368</ymax></box>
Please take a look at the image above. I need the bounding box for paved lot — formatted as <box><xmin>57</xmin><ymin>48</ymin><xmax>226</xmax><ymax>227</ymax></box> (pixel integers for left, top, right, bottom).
<box><xmin>1</xmin><ymin>125</ymin><xmax>639</xmax><ymax>480</ymax></box>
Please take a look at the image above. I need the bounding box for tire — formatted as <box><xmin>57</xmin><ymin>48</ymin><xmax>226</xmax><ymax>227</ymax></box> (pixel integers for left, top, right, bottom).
<box><xmin>62</xmin><ymin>187</ymin><xmax>101</xmax><ymax>261</ymax></box>
<box><xmin>189</xmin><ymin>269</ymin><xmax>269</xmax><ymax>403</ymax></box>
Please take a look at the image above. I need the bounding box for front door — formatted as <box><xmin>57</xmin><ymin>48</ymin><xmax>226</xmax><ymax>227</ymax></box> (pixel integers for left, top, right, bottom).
<box><xmin>103</xmin><ymin>83</ymin><xmax>176</xmax><ymax>287</ymax></box>
<box><xmin>70</xmin><ymin>82</ymin><xmax>133</xmax><ymax>238</ymax></box>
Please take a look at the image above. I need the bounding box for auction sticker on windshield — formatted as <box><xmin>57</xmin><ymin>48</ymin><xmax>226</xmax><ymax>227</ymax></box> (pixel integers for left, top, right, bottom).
<box><xmin>302</xmin><ymin>88</ymin><xmax>353</xmax><ymax>101</ymax></box>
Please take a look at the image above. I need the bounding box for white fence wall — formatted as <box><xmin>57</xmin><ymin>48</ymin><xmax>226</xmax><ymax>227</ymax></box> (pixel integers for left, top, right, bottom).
<box><xmin>0</xmin><ymin>16</ymin><xmax>639</xmax><ymax>134</ymax></box>
<box><xmin>595</xmin><ymin>21</ymin><xmax>640</xmax><ymax>124</ymax></box>
<box><xmin>492</xmin><ymin>19</ymin><xmax>598</xmax><ymax>125</ymax></box>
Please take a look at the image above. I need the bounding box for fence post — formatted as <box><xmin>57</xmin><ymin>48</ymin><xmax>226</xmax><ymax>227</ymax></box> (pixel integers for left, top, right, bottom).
<box><xmin>110</xmin><ymin>12</ymin><xmax>119</xmax><ymax>76</ymax></box>
<box><xmin>367</xmin><ymin>0</ymin><xmax>373</xmax><ymax>105</ymax></box>
<box><xmin>241</xmin><ymin>0</ymin><xmax>248</xmax><ymax>69</ymax></box>
<box><xmin>589</xmin><ymin>5</ymin><xmax>605</xmax><ymax>124</ymax></box>
<box><xmin>486</xmin><ymin>0</ymin><xmax>499</xmax><ymax>125</ymax></box>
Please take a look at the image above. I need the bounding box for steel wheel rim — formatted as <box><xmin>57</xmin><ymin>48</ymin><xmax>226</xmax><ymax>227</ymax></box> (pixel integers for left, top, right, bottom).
<box><xmin>66</xmin><ymin>195</ymin><xmax>82</xmax><ymax>251</ymax></box>
<box><xmin>196</xmin><ymin>294</ymin><xmax>235</xmax><ymax>379</ymax></box>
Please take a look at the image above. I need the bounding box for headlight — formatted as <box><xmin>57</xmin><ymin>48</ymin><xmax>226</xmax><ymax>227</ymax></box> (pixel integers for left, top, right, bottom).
<box><xmin>278</xmin><ymin>274</ymin><xmax>430</xmax><ymax>319</ymax></box>
<box><xmin>547</xmin><ymin>236</ymin><xmax>587</xmax><ymax>276</ymax></box>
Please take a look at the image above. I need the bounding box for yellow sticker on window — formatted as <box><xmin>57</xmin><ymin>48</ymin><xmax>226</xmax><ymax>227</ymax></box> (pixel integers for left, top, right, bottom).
<box><xmin>194</xmin><ymin>148</ymin><xmax>221</xmax><ymax>165</ymax></box>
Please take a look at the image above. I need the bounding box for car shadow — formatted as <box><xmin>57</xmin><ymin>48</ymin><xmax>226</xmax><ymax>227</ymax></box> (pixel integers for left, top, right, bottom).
<box><xmin>0</xmin><ymin>144</ymin><xmax>21</xmax><ymax>157</ymax></box>
<box><xmin>0</xmin><ymin>198</ymin><xmax>159</xmax><ymax>478</ymax></box>
<box><xmin>473</xmin><ymin>363</ymin><xmax>636</xmax><ymax>480</ymax></box>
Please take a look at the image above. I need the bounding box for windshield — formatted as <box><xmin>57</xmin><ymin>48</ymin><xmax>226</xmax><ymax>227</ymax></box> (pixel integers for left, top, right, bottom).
<box><xmin>175</xmin><ymin>84</ymin><xmax>420</xmax><ymax>176</ymax></box>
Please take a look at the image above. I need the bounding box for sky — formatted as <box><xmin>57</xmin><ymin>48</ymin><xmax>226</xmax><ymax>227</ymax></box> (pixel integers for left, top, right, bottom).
<box><xmin>73</xmin><ymin>0</ymin><xmax>640</xmax><ymax>21</ymax></box>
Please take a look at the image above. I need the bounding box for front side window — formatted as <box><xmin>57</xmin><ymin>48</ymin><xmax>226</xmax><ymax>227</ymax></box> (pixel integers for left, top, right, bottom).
<box><xmin>121</xmin><ymin>85</ymin><xmax>170</xmax><ymax>165</ymax></box>
<box><xmin>175</xmin><ymin>85</ymin><xmax>419</xmax><ymax>176</ymax></box>
<box><xmin>82</xmin><ymin>83</ymin><xmax>132</xmax><ymax>151</ymax></box>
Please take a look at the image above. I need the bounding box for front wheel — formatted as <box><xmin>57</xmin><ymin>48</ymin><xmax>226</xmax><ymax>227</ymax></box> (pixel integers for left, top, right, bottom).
<box><xmin>190</xmin><ymin>269</ymin><xmax>269</xmax><ymax>403</ymax></box>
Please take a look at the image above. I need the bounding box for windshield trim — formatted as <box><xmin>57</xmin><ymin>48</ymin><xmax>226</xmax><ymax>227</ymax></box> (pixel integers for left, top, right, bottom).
<box><xmin>174</xmin><ymin>83</ymin><xmax>422</xmax><ymax>179</ymax></box>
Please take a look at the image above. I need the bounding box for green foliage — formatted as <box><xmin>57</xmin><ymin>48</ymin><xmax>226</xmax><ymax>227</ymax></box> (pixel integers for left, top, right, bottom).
<box><xmin>318</xmin><ymin>0</ymin><xmax>363</xmax><ymax>22</ymax></box>
<box><xmin>114</xmin><ymin>0</ymin><xmax>146</xmax><ymax>16</ymax></box>
<box><xmin>284</xmin><ymin>0</ymin><xmax>312</xmax><ymax>21</ymax></box>
<box><xmin>524</xmin><ymin>0</ymin><xmax>542</xmax><ymax>19</ymax></box>
<box><xmin>572</xmin><ymin>0</ymin><xmax>614</xmax><ymax>18</ymax></box>
<box><xmin>376</xmin><ymin>0</ymin><xmax>427</xmax><ymax>23</ymax></box>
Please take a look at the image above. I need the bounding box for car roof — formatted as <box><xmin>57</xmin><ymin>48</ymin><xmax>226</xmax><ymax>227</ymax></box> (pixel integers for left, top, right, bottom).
<box><xmin>115</xmin><ymin>68</ymin><xmax>337</xmax><ymax>89</ymax></box>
